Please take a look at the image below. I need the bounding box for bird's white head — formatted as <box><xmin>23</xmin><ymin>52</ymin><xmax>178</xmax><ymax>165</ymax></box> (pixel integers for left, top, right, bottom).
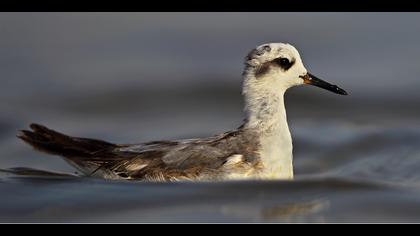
<box><xmin>243</xmin><ymin>42</ymin><xmax>347</xmax><ymax>99</ymax></box>
<box><xmin>244</xmin><ymin>43</ymin><xmax>308</xmax><ymax>91</ymax></box>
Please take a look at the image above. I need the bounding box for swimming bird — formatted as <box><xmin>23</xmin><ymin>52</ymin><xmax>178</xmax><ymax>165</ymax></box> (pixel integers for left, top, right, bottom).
<box><xmin>17</xmin><ymin>43</ymin><xmax>347</xmax><ymax>181</ymax></box>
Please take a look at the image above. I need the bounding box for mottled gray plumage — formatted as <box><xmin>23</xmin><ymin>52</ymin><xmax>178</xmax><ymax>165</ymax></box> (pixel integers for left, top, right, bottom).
<box><xmin>18</xmin><ymin>123</ymin><xmax>262</xmax><ymax>181</ymax></box>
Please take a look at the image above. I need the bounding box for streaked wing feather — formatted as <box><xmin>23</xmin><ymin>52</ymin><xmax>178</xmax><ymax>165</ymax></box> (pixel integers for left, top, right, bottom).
<box><xmin>107</xmin><ymin>129</ymin><xmax>261</xmax><ymax>181</ymax></box>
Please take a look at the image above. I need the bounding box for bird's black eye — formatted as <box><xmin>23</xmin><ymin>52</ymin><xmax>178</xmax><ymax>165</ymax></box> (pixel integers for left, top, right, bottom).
<box><xmin>274</xmin><ymin>57</ymin><xmax>293</xmax><ymax>70</ymax></box>
<box><xmin>278</xmin><ymin>58</ymin><xmax>290</xmax><ymax>67</ymax></box>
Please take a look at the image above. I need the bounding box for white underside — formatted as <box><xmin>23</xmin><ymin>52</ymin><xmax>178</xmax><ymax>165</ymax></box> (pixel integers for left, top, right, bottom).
<box><xmin>257</xmin><ymin>131</ymin><xmax>293</xmax><ymax>179</ymax></box>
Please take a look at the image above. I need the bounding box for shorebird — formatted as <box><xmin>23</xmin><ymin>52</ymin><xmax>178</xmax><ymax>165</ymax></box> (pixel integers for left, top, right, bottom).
<box><xmin>18</xmin><ymin>43</ymin><xmax>347</xmax><ymax>181</ymax></box>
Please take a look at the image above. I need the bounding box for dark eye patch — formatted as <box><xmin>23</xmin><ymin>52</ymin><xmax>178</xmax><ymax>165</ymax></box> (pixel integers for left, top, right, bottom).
<box><xmin>253</xmin><ymin>56</ymin><xmax>296</xmax><ymax>78</ymax></box>
<box><xmin>273</xmin><ymin>57</ymin><xmax>294</xmax><ymax>71</ymax></box>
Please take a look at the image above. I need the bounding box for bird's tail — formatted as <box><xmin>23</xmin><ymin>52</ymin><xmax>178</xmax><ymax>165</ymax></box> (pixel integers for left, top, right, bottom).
<box><xmin>17</xmin><ymin>123</ymin><xmax>118</xmax><ymax>160</ymax></box>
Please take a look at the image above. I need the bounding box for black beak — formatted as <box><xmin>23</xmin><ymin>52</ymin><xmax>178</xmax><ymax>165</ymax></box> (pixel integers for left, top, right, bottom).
<box><xmin>300</xmin><ymin>73</ymin><xmax>348</xmax><ymax>95</ymax></box>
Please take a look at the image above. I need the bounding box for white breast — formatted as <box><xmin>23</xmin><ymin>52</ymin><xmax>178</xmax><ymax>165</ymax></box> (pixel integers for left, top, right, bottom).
<box><xmin>258</xmin><ymin>130</ymin><xmax>294</xmax><ymax>179</ymax></box>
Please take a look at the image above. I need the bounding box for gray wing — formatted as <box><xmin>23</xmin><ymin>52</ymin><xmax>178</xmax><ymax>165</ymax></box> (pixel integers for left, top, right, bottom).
<box><xmin>18</xmin><ymin>123</ymin><xmax>261</xmax><ymax>181</ymax></box>
<box><xmin>108</xmin><ymin>130</ymin><xmax>261</xmax><ymax>181</ymax></box>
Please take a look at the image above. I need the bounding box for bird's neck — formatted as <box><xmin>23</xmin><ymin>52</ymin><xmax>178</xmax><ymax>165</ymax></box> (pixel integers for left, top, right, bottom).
<box><xmin>242</xmin><ymin>72</ymin><xmax>294</xmax><ymax>179</ymax></box>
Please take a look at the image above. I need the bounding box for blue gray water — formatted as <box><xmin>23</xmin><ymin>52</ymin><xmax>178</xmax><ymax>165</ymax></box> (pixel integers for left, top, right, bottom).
<box><xmin>1</xmin><ymin>13</ymin><xmax>420</xmax><ymax>223</ymax></box>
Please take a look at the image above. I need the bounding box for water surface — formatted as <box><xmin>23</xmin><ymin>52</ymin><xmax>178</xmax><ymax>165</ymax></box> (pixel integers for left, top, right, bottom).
<box><xmin>1</xmin><ymin>13</ymin><xmax>420</xmax><ymax>223</ymax></box>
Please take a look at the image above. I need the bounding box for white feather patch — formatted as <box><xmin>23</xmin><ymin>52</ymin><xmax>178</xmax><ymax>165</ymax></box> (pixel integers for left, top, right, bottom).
<box><xmin>224</xmin><ymin>154</ymin><xmax>243</xmax><ymax>166</ymax></box>
<box><xmin>126</xmin><ymin>163</ymin><xmax>148</xmax><ymax>172</ymax></box>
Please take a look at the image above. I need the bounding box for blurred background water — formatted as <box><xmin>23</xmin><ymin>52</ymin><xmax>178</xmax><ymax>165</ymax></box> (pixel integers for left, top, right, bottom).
<box><xmin>1</xmin><ymin>12</ymin><xmax>420</xmax><ymax>223</ymax></box>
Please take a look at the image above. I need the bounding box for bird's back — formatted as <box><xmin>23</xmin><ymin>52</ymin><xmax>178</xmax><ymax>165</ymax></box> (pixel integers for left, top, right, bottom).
<box><xmin>18</xmin><ymin>123</ymin><xmax>262</xmax><ymax>181</ymax></box>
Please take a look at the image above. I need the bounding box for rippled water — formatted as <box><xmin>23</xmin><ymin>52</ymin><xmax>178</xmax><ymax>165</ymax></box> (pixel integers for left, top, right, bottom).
<box><xmin>1</xmin><ymin>12</ymin><xmax>420</xmax><ymax>223</ymax></box>
<box><xmin>1</xmin><ymin>90</ymin><xmax>420</xmax><ymax>223</ymax></box>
